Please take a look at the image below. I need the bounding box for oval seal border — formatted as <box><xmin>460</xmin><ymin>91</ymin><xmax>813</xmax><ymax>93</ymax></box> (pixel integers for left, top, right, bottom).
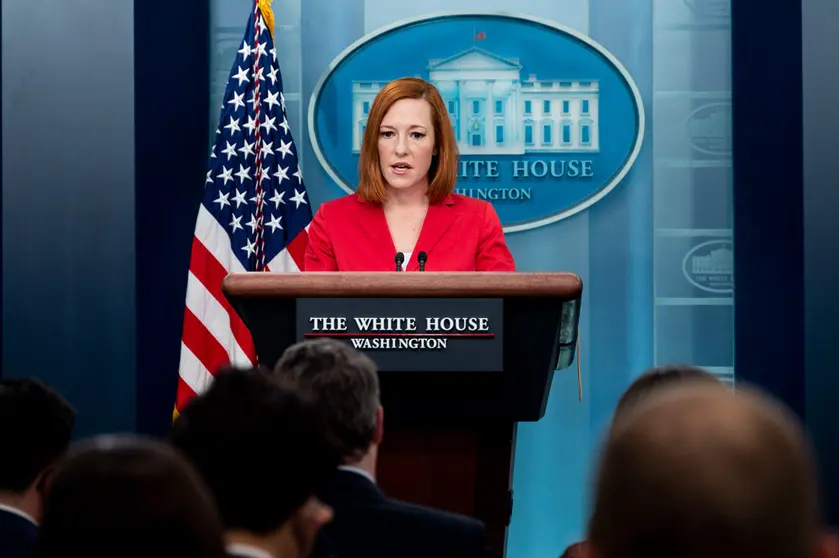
<box><xmin>307</xmin><ymin>10</ymin><xmax>646</xmax><ymax>233</ymax></box>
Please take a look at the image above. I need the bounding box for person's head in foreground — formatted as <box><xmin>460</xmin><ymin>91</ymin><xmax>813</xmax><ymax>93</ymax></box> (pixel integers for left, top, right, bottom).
<box><xmin>357</xmin><ymin>77</ymin><xmax>458</xmax><ymax>204</ymax></box>
<box><xmin>274</xmin><ymin>339</ymin><xmax>382</xmax><ymax>475</ymax></box>
<box><xmin>559</xmin><ymin>364</ymin><xmax>721</xmax><ymax>558</ymax></box>
<box><xmin>169</xmin><ymin>366</ymin><xmax>340</xmax><ymax>558</ymax></box>
<box><xmin>0</xmin><ymin>378</ymin><xmax>76</xmax><ymax>525</ymax></box>
<box><xmin>588</xmin><ymin>382</ymin><xmax>831</xmax><ymax>558</ymax></box>
<box><xmin>612</xmin><ymin>364</ymin><xmax>723</xmax><ymax>425</ymax></box>
<box><xmin>34</xmin><ymin>434</ymin><xmax>226</xmax><ymax>558</ymax></box>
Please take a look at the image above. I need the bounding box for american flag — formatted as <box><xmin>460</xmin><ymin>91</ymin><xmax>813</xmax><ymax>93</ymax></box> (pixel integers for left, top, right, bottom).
<box><xmin>174</xmin><ymin>1</ymin><xmax>311</xmax><ymax>416</ymax></box>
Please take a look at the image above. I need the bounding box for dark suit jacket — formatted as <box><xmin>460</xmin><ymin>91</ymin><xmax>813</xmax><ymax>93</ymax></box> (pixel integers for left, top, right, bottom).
<box><xmin>312</xmin><ymin>469</ymin><xmax>492</xmax><ymax>558</ymax></box>
<box><xmin>0</xmin><ymin>508</ymin><xmax>38</xmax><ymax>558</ymax></box>
<box><xmin>304</xmin><ymin>193</ymin><xmax>516</xmax><ymax>272</ymax></box>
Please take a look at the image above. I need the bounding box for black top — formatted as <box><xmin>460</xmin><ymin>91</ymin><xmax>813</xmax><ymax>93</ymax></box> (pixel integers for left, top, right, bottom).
<box><xmin>0</xmin><ymin>508</ymin><xmax>38</xmax><ymax>558</ymax></box>
<box><xmin>312</xmin><ymin>469</ymin><xmax>492</xmax><ymax>558</ymax></box>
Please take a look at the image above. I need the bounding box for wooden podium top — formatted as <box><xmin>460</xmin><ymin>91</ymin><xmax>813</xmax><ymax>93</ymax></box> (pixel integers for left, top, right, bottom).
<box><xmin>222</xmin><ymin>271</ymin><xmax>582</xmax><ymax>298</ymax></box>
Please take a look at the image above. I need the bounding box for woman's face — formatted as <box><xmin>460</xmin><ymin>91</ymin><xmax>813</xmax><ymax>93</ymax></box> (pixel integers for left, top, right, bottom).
<box><xmin>377</xmin><ymin>98</ymin><xmax>436</xmax><ymax>191</ymax></box>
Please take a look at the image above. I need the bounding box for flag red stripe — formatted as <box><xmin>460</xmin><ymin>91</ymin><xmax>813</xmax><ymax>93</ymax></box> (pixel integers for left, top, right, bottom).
<box><xmin>181</xmin><ymin>306</ymin><xmax>232</xmax><ymax>377</ymax></box>
<box><xmin>286</xmin><ymin>228</ymin><xmax>309</xmax><ymax>270</ymax></box>
<box><xmin>188</xmin><ymin>236</ymin><xmax>257</xmax><ymax>362</ymax></box>
<box><xmin>176</xmin><ymin>375</ymin><xmax>198</xmax><ymax>412</ymax></box>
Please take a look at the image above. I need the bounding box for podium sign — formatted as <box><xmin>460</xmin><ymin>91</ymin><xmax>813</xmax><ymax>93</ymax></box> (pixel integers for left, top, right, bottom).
<box><xmin>296</xmin><ymin>297</ymin><xmax>504</xmax><ymax>372</ymax></box>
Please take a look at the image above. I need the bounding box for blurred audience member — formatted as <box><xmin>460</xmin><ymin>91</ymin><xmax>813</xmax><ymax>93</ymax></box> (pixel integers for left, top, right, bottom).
<box><xmin>0</xmin><ymin>379</ymin><xmax>75</xmax><ymax>558</ymax></box>
<box><xmin>588</xmin><ymin>383</ymin><xmax>827</xmax><ymax>558</ymax></box>
<box><xmin>559</xmin><ymin>364</ymin><xmax>721</xmax><ymax>558</ymax></box>
<box><xmin>35</xmin><ymin>434</ymin><xmax>226</xmax><ymax>558</ymax></box>
<box><xmin>170</xmin><ymin>366</ymin><xmax>339</xmax><ymax>558</ymax></box>
<box><xmin>612</xmin><ymin>364</ymin><xmax>722</xmax><ymax>425</ymax></box>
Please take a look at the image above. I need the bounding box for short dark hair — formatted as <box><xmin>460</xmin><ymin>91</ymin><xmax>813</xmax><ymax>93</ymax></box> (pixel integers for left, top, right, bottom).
<box><xmin>169</xmin><ymin>366</ymin><xmax>339</xmax><ymax>534</ymax></box>
<box><xmin>0</xmin><ymin>378</ymin><xmax>75</xmax><ymax>493</ymax></box>
<box><xmin>273</xmin><ymin>339</ymin><xmax>379</xmax><ymax>462</ymax></box>
<box><xmin>36</xmin><ymin>435</ymin><xmax>226</xmax><ymax>558</ymax></box>
<box><xmin>614</xmin><ymin>364</ymin><xmax>720</xmax><ymax>421</ymax></box>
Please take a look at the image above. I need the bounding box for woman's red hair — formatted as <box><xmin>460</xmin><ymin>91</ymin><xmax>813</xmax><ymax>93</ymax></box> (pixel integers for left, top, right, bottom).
<box><xmin>356</xmin><ymin>77</ymin><xmax>458</xmax><ymax>204</ymax></box>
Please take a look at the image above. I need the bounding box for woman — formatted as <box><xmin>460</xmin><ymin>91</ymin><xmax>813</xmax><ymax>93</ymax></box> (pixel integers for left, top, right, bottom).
<box><xmin>305</xmin><ymin>77</ymin><xmax>515</xmax><ymax>272</ymax></box>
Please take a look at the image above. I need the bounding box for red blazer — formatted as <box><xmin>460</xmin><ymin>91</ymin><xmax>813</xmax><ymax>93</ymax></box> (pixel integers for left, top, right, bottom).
<box><xmin>304</xmin><ymin>193</ymin><xmax>516</xmax><ymax>272</ymax></box>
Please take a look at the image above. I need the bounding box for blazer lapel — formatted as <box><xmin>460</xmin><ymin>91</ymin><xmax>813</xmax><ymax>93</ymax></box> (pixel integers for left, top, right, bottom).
<box><xmin>406</xmin><ymin>195</ymin><xmax>457</xmax><ymax>271</ymax></box>
<box><xmin>355</xmin><ymin>196</ymin><xmax>397</xmax><ymax>267</ymax></box>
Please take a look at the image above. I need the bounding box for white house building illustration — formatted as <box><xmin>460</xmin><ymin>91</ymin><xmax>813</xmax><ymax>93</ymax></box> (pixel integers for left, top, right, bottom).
<box><xmin>691</xmin><ymin>246</ymin><xmax>733</xmax><ymax>275</ymax></box>
<box><xmin>350</xmin><ymin>46</ymin><xmax>600</xmax><ymax>155</ymax></box>
<box><xmin>687</xmin><ymin>104</ymin><xmax>732</xmax><ymax>155</ymax></box>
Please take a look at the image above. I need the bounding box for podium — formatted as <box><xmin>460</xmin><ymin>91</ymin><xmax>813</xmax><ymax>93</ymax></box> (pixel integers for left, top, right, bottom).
<box><xmin>222</xmin><ymin>272</ymin><xmax>582</xmax><ymax>558</ymax></box>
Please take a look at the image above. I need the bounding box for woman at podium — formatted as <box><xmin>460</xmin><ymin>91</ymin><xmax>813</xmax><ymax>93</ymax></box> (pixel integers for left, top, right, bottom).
<box><xmin>304</xmin><ymin>77</ymin><xmax>516</xmax><ymax>272</ymax></box>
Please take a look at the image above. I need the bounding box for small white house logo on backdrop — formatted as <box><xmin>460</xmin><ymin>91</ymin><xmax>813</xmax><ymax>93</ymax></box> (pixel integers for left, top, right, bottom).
<box><xmin>683</xmin><ymin>239</ymin><xmax>734</xmax><ymax>294</ymax></box>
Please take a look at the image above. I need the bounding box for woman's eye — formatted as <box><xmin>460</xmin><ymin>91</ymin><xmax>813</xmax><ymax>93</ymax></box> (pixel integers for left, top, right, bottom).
<box><xmin>411</xmin><ymin>132</ymin><xmax>425</xmax><ymax>139</ymax></box>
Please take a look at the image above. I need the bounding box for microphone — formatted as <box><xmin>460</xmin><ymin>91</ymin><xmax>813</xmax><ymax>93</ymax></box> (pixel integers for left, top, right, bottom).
<box><xmin>417</xmin><ymin>251</ymin><xmax>428</xmax><ymax>271</ymax></box>
<box><xmin>394</xmin><ymin>252</ymin><xmax>405</xmax><ymax>272</ymax></box>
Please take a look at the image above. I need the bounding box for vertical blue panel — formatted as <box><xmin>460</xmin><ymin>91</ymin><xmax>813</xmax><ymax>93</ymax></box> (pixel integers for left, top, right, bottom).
<box><xmin>504</xmin><ymin>221</ymin><xmax>592</xmax><ymax>558</ymax></box>
<box><xmin>649</xmin><ymin>0</ymin><xmax>735</xmax><ymax>388</ymax></box>
<box><xmin>802</xmin><ymin>0</ymin><xmax>839</xmax><ymax>526</ymax></box>
<box><xmin>301</xmin><ymin>0</ymin><xmax>366</xmax><ymax>208</ymax></box>
<box><xmin>135</xmin><ymin>0</ymin><xmax>210</xmax><ymax>435</ymax></box>
<box><xmin>2</xmin><ymin>0</ymin><xmax>136</xmax><ymax>436</ymax></box>
<box><xmin>587</xmin><ymin>0</ymin><xmax>655</xmax><ymax>452</ymax></box>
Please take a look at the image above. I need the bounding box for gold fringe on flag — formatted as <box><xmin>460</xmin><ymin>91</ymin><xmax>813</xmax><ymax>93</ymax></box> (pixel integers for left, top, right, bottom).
<box><xmin>258</xmin><ymin>0</ymin><xmax>275</xmax><ymax>41</ymax></box>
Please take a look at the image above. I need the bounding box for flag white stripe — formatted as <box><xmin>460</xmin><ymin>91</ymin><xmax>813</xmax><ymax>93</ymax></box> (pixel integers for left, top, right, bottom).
<box><xmin>177</xmin><ymin>342</ymin><xmax>214</xmax><ymax>398</ymax></box>
<box><xmin>266</xmin><ymin>222</ymin><xmax>310</xmax><ymax>271</ymax></box>
<box><xmin>194</xmin><ymin>203</ymin><xmax>248</xmax><ymax>274</ymax></box>
<box><xmin>266</xmin><ymin>248</ymin><xmax>299</xmax><ymax>272</ymax></box>
<box><xmin>184</xmin><ymin>271</ymin><xmax>251</xmax><ymax>367</ymax></box>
